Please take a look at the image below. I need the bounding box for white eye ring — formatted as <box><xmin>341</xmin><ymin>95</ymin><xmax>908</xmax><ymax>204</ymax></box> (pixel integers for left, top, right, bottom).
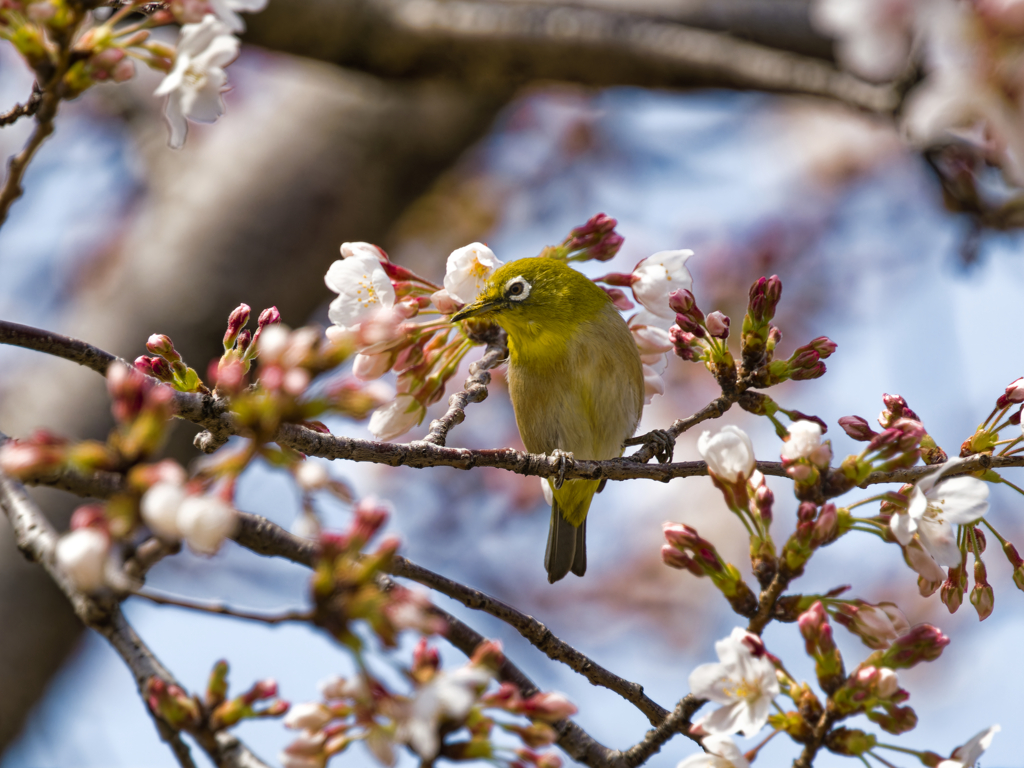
<box><xmin>504</xmin><ymin>276</ymin><xmax>531</xmax><ymax>302</ymax></box>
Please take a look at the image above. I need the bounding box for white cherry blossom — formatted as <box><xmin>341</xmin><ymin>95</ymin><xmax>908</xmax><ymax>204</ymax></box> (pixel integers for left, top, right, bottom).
<box><xmin>339</xmin><ymin>241</ymin><xmax>388</xmax><ymax>263</ymax></box>
<box><xmin>780</xmin><ymin>421</ymin><xmax>828</xmax><ymax>463</ymax></box>
<box><xmin>444</xmin><ymin>243</ymin><xmax>503</xmax><ymax>305</ymax></box>
<box><xmin>283</xmin><ymin>702</ymin><xmax>332</xmax><ymax>731</ymax></box>
<box><xmin>811</xmin><ymin>0</ymin><xmax>918</xmax><ymax>81</ymax></box>
<box><xmin>891</xmin><ymin>460</ymin><xmax>989</xmax><ymax>567</ymax></box>
<box><xmin>689</xmin><ymin>627</ymin><xmax>779</xmax><ymax>737</ymax></box>
<box><xmin>141</xmin><ymin>480</ymin><xmax>187</xmax><ymax>541</ymax></box>
<box><xmin>698</xmin><ymin>426</ymin><xmax>756</xmax><ymax>483</ymax></box>
<box><xmin>154</xmin><ymin>15</ymin><xmax>239</xmax><ymax>149</ymax></box>
<box><xmin>325</xmin><ymin>253</ymin><xmax>396</xmax><ymax>330</ymax></box>
<box><xmin>938</xmin><ymin>724</ymin><xmax>1000</xmax><ymax>768</ymax></box>
<box><xmin>677</xmin><ymin>734</ymin><xmax>751</xmax><ymax>768</ymax></box>
<box><xmin>55</xmin><ymin>528</ymin><xmax>110</xmax><ymax>593</ymax></box>
<box><xmin>630</xmin><ymin>250</ymin><xmax>693</xmax><ymax>319</ymax></box>
<box><xmin>368</xmin><ymin>394</ymin><xmax>425</xmax><ymax>441</ymax></box>
<box><xmin>209</xmin><ymin>0</ymin><xmax>267</xmax><ymax>32</ymax></box>
<box><xmin>177</xmin><ymin>494</ymin><xmax>239</xmax><ymax>555</ymax></box>
<box><xmin>397</xmin><ymin>664</ymin><xmax>494</xmax><ymax>759</ymax></box>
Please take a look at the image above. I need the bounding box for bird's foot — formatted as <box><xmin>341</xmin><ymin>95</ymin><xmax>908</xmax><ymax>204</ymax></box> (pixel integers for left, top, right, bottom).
<box><xmin>626</xmin><ymin>429</ymin><xmax>675</xmax><ymax>464</ymax></box>
<box><xmin>549</xmin><ymin>449</ymin><xmax>574</xmax><ymax>490</ymax></box>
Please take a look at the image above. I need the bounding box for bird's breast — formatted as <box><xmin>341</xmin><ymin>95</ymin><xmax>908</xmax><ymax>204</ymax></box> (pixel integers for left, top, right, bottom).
<box><xmin>506</xmin><ymin>309</ymin><xmax>644</xmax><ymax>461</ymax></box>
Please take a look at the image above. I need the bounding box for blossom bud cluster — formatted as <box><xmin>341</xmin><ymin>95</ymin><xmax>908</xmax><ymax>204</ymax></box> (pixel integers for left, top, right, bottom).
<box><xmin>740</xmin><ymin>275</ymin><xmax>782</xmax><ymax>366</ymax></box>
<box><xmin>141</xmin><ymin>476</ymin><xmax>239</xmax><ymax>556</ymax></box>
<box><xmin>280</xmin><ymin>639</ymin><xmax>569</xmax><ymax>768</ymax></box>
<box><xmin>310</xmin><ymin>498</ymin><xmax>445</xmax><ymax>650</ymax></box>
<box><xmin>662</xmin><ymin>523</ymin><xmax>757</xmax><ymax>615</ymax></box>
<box><xmin>543</xmin><ymin>212</ymin><xmax>624</xmax><ymax>262</ymax></box>
<box><xmin>135</xmin><ymin>333</ymin><xmax>206</xmax><ymax>393</ymax></box>
<box><xmin>762</xmin><ymin>335</ymin><xmax>837</xmax><ymax>385</ymax></box>
<box><xmin>780</xmin><ymin>420</ymin><xmax>833</xmax><ymax>494</ymax></box>
<box><xmin>205</xmin><ymin>660</ymin><xmax>289</xmax><ymax>730</ymax></box>
<box><xmin>797</xmin><ymin>602</ymin><xmax>845</xmax><ymax>692</ymax></box>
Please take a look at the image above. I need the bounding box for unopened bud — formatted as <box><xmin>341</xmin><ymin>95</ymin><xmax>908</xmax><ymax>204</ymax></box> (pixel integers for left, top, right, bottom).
<box><xmin>223</xmin><ymin>304</ymin><xmax>251</xmax><ymax>349</ymax></box>
<box><xmin>146</xmin><ymin>334</ymin><xmax>179</xmax><ymax>361</ymax></box>
<box><xmin>879</xmin><ymin>624</ymin><xmax>950</xmax><ymax>669</ymax></box>
<box><xmin>705</xmin><ymin>311</ymin><xmax>730</xmax><ymax>338</ymax></box>
<box><xmin>839</xmin><ymin>415</ymin><xmax>877</xmax><ymax>442</ymax></box>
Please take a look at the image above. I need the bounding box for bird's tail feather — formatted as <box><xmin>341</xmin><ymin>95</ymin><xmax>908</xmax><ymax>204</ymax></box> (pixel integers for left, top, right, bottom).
<box><xmin>545</xmin><ymin>500</ymin><xmax>587</xmax><ymax>583</ymax></box>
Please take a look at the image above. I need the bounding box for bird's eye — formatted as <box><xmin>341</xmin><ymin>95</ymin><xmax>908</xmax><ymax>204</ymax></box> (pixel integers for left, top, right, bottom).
<box><xmin>504</xmin><ymin>276</ymin><xmax>531</xmax><ymax>302</ymax></box>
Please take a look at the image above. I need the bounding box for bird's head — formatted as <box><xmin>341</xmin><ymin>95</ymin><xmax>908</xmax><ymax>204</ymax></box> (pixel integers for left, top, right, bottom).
<box><xmin>450</xmin><ymin>257</ymin><xmax>609</xmax><ymax>335</ymax></box>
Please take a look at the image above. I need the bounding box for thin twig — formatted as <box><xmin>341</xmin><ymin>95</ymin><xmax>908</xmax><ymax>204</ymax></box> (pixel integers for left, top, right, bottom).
<box><xmin>627</xmin><ymin>395</ymin><xmax>734</xmax><ymax>464</ymax></box>
<box><xmin>619</xmin><ymin>696</ymin><xmax>705</xmax><ymax>767</ymax></box>
<box><xmin>0</xmin><ymin>84</ymin><xmax>43</xmax><ymax>128</ymax></box>
<box><xmin>0</xmin><ymin>467</ymin><xmax>273</xmax><ymax>768</ymax></box>
<box><xmin>131</xmin><ymin>590</ymin><xmax>314</xmax><ymax>624</ymax></box>
<box><xmin>231</xmin><ymin>512</ymin><xmax>685</xmax><ymax>729</ymax></box>
<box><xmin>746</xmin><ymin>564</ymin><xmax>795</xmax><ymax>636</ymax></box>
<box><xmin>386</xmin><ymin>553</ymin><xmax>677</xmax><ymax>728</ymax></box>
<box><xmin>422</xmin><ymin>340</ymin><xmax>507</xmax><ymax>446</ymax></box>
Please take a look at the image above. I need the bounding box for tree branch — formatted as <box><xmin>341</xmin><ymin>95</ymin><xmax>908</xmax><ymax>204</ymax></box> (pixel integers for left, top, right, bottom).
<box><xmin>231</xmin><ymin>512</ymin><xmax>690</xmax><ymax>731</ymax></box>
<box><xmin>130</xmin><ymin>590</ymin><xmax>314</xmax><ymax>624</ymax></box>
<box><xmin>422</xmin><ymin>339</ymin><xmax>507</xmax><ymax>446</ymax></box>
<box><xmin>0</xmin><ymin>319</ymin><xmax>121</xmax><ymax>375</ymax></box>
<box><xmin>0</xmin><ymin>465</ymin><xmax>273</xmax><ymax>768</ymax></box>
<box><xmin>0</xmin><ymin>84</ymin><xmax>43</xmax><ymax>128</ymax></box>
<box><xmin>246</xmin><ymin>0</ymin><xmax>896</xmax><ymax>113</ymax></box>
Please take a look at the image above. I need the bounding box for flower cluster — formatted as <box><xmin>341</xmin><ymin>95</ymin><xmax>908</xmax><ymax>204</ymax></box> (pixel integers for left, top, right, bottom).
<box><xmin>812</xmin><ymin>0</ymin><xmax>1024</xmax><ymax>188</ymax></box>
<box><xmin>145</xmin><ymin>659</ymin><xmax>288</xmax><ymax>735</ymax></box>
<box><xmin>310</xmin><ymin>498</ymin><xmax>446</xmax><ymax>651</ymax></box>
<box><xmin>323</xmin><ymin>216</ymin><xmax>699</xmax><ymax>438</ymax></box>
<box><xmin>1</xmin><ymin>0</ymin><xmax>266</xmax><ymax>148</ymax></box>
<box><xmin>281</xmin><ymin>639</ymin><xmax>572</xmax><ymax>768</ymax></box>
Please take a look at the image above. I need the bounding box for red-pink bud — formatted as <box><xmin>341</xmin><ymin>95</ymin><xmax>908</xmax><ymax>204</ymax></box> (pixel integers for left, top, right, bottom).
<box><xmin>668</xmin><ymin>289</ymin><xmax>695</xmax><ymax>314</ymax></box>
<box><xmin>223</xmin><ymin>304</ymin><xmax>251</xmax><ymax>349</ymax></box>
<box><xmin>705</xmin><ymin>311</ymin><xmax>730</xmax><ymax>339</ymax></box>
<box><xmin>839</xmin><ymin>415</ymin><xmax>877</xmax><ymax>441</ymax></box>
<box><xmin>146</xmin><ymin>334</ymin><xmax>179</xmax><ymax>361</ymax></box>
<box><xmin>601</xmin><ymin>286</ymin><xmax>635</xmax><ymax>310</ymax></box>
<box><xmin>594</xmin><ymin>272</ymin><xmax>635</xmax><ymax>287</ymax></box>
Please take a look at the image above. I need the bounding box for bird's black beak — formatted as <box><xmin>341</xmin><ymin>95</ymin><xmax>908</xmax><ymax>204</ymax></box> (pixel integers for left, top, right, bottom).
<box><xmin>450</xmin><ymin>298</ymin><xmax>502</xmax><ymax>322</ymax></box>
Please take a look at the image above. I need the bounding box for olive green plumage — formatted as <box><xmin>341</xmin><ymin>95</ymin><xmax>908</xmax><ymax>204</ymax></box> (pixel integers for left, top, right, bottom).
<box><xmin>451</xmin><ymin>258</ymin><xmax>644</xmax><ymax>583</ymax></box>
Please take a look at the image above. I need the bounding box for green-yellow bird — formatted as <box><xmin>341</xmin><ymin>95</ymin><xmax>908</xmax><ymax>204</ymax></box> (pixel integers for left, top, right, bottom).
<box><xmin>451</xmin><ymin>258</ymin><xmax>644</xmax><ymax>583</ymax></box>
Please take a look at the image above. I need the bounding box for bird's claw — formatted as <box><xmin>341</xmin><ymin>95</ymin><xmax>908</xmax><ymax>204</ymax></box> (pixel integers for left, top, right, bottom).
<box><xmin>550</xmin><ymin>449</ymin><xmax>574</xmax><ymax>490</ymax></box>
<box><xmin>626</xmin><ymin>429</ymin><xmax>675</xmax><ymax>464</ymax></box>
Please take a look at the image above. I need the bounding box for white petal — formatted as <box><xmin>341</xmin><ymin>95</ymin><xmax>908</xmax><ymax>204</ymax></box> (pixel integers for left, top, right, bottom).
<box><xmin>186</xmin><ymin>71</ymin><xmax>228</xmax><ymax>123</ymax></box>
<box><xmin>631</xmin><ymin>249</ymin><xmax>693</xmax><ymax>319</ymax></box>
<box><xmin>904</xmin><ymin>537</ymin><xmax>947</xmax><ymax>582</ymax></box>
<box><xmin>324</xmin><ymin>254</ymin><xmax>396</xmax><ymax>328</ymax></box>
<box><xmin>688</xmin><ymin>661</ymin><xmax>735</xmax><ymax>705</ymax></box>
<box><xmin>444</xmin><ymin>243</ymin><xmax>503</xmax><ymax>304</ymax></box>
<box><xmin>368</xmin><ymin>395</ymin><xmax>424</xmax><ymax>441</ymax></box>
<box><xmin>141</xmin><ymin>481</ymin><xmax>186</xmax><ymax>540</ymax></box>
<box><xmin>890</xmin><ymin>510</ymin><xmax>916</xmax><ymax>545</ymax></box>
<box><xmin>208</xmin><ymin>0</ymin><xmax>245</xmax><ymax>32</ymax></box>
<box><xmin>163</xmin><ymin>91</ymin><xmax>189</xmax><ymax>149</ymax></box>
<box><xmin>926</xmin><ymin>476</ymin><xmax>989</xmax><ymax>525</ymax></box>
<box><xmin>918</xmin><ymin>517</ymin><xmax>962</xmax><ymax>568</ymax></box>
<box><xmin>696</xmin><ymin>702</ymin><xmax>748</xmax><ymax>736</ymax></box>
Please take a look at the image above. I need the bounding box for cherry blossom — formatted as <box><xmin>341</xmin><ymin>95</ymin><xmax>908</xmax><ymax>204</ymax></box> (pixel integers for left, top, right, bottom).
<box><xmin>780</xmin><ymin>420</ymin><xmax>831</xmax><ymax>466</ymax></box>
<box><xmin>141</xmin><ymin>480</ymin><xmax>187</xmax><ymax>541</ymax></box>
<box><xmin>325</xmin><ymin>252</ymin><xmax>396</xmax><ymax>331</ymax></box>
<box><xmin>630</xmin><ymin>250</ymin><xmax>693</xmax><ymax>319</ymax></box>
<box><xmin>176</xmin><ymin>494</ymin><xmax>239</xmax><ymax>555</ymax></box>
<box><xmin>444</xmin><ymin>243</ymin><xmax>503</xmax><ymax>305</ymax></box>
<box><xmin>154</xmin><ymin>15</ymin><xmax>240</xmax><ymax>149</ymax></box>
<box><xmin>938</xmin><ymin>724</ymin><xmax>1000</xmax><ymax>768</ymax></box>
<box><xmin>688</xmin><ymin>627</ymin><xmax>779</xmax><ymax>736</ymax></box>
<box><xmin>697</xmin><ymin>426</ymin><xmax>756</xmax><ymax>483</ymax></box>
<box><xmin>283</xmin><ymin>702</ymin><xmax>332</xmax><ymax>731</ymax></box>
<box><xmin>55</xmin><ymin>528</ymin><xmax>110</xmax><ymax>593</ymax></box>
<box><xmin>811</xmin><ymin>0</ymin><xmax>918</xmax><ymax>81</ymax></box>
<box><xmin>397</xmin><ymin>664</ymin><xmax>495</xmax><ymax>759</ymax></box>
<box><xmin>891</xmin><ymin>460</ymin><xmax>989</xmax><ymax>567</ymax></box>
<box><xmin>677</xmin><ymin>734</ymin><xmax>751</xmax><ymax>768</ymax></box>
<box><xmin>209</xmin><ymin>0</ymin><xmax>268</xmax><ymax>32</ymax></box>
<box><xmin>368</xmin><ymin>394</ymin><xmax>425</xmax><ymax>441</ymax></box>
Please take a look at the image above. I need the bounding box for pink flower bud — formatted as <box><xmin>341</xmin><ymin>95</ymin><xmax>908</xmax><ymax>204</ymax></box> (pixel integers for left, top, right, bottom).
<box><xmin>668</xmin><ymin>289</ymin><xmax>695</xmax><ymax>314</ymax></box>
<box><xmin>521</xmin><ymin>692</ymin><xmax>578</xmax><ymax>722</ymax></box>
<box><xmin>146</xmin><ymin>334</ymin><xmax>179</xmax><ymax>360</ymax></box>
<box><xmin>838</xmin><ymin>415</ymin><xmax>877</xmax><ymax>441</ymax></box>
<box><xmin>747</xmin><ymin>275</ymin><xmax>782</xmax><ymax>323</ymax></box>
<box><xmin>470</xmin><ymin>639</ymin><xmax>504</xmax><ymax>670</ymax></box>
<box><xmin>283</xmin><ymin>702</ymin><xmax>332</xmax><ymax>732</ymax></box>
<box><xmin>351</xmin><ymin>497</ymin><xmax>392</xmax><ymax>543</ymax></box>
<box><xmin>412</xmin><ymin>637</ymin><xmax>440</xmax><ymax>675</ymax></box>
<box><xmin>258</xmin><ymin>306</ymin><xmax>282</xmax><ymax>328</ymax></box>
<box><xmin>705</xmin><ymin>311</ymin><xmax>730</xmax><ymax>338</ymax></box>
<box><xmin>881</xmin><ymin>624</ymin><xmax>950</xmax><ymax>669</ymax></box>
<box><xmin>224</xmin><ymin>304</ymin><xmax>251</xmax><ymax>349</ymax></box>
<box><xmin>430</xmin><ymin>289</ymin><xmax>460</xmax><ymax>315</ymax></box>
<box><xmin>601</xmin><ymin>286</ymin><xmax>634</xmax><ymax>310</ymax></box>
<box><xmin>593</xmin><ymin>272</ymin><xmax>635</xmax><ymax>287</ymax></box>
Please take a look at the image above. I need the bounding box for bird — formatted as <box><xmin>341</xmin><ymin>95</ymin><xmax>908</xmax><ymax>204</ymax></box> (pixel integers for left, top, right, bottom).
<box><xmin>450</xmin><ymin>257</ymin><xmax>644</xmax><ymax>583</ymax></box>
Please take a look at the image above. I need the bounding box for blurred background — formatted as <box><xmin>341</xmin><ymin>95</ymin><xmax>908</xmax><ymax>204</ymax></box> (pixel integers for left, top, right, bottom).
<box><xmin>0</xmin><ymin>0</ymin><xmax>1022</xmax><ymax>765</ymax></box>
